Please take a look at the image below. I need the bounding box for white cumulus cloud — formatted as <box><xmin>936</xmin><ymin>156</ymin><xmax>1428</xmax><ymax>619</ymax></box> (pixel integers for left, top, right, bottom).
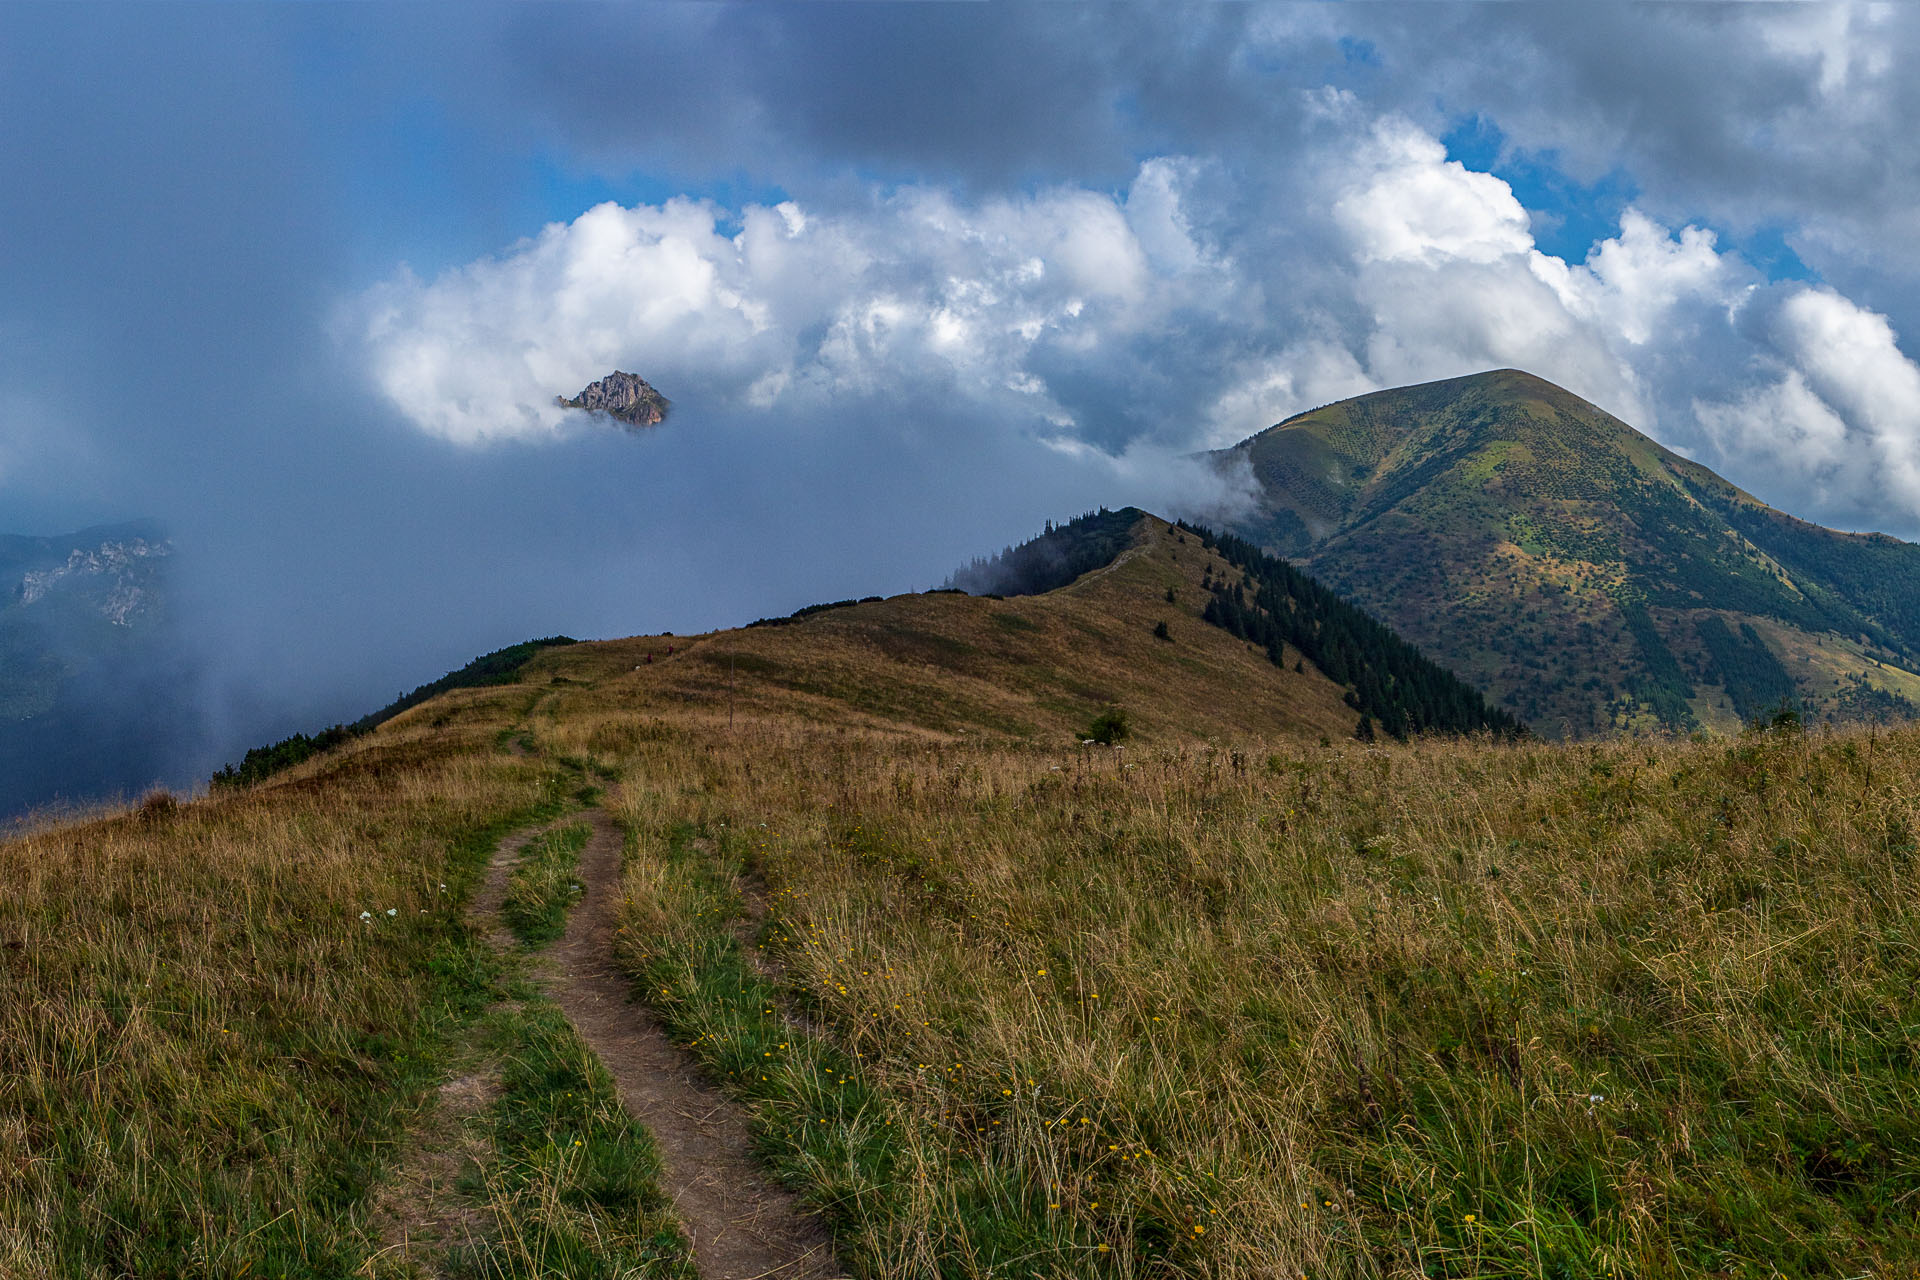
<box><xmin>1778</xmin><ymin>288</ymin><xmax>1920</xmax><ymax>506</ymax></box>
<box><xmin>1335</xmin><ymin>119</ymin><xmax>1535</xmax><ymax>267</ymax></box>
<box><xmin>356</xmin><ymin>167</ymin><xmax>1226</xmax><ymax>448</ymax></box>
<box><xmin>358</xmin><ymin>104</ymin><xmax>1920</xmax><ymax>534</ymax></box>
<box><xmin>1695</xmin><ymin>372</ymin><xmax>1852</xmax><ymax>501</ymax></box>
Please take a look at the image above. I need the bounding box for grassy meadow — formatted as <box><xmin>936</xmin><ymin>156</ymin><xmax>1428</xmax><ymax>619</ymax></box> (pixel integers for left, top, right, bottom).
<box><xmin>554</xmin><ymin>710</ymin><xmax>1920</xmax><ymax>1279</ymax></box>
<box><xmin>0</xmin><ymin>685</ymin><xmax>571</xmax><ymax>1276</ymax></box>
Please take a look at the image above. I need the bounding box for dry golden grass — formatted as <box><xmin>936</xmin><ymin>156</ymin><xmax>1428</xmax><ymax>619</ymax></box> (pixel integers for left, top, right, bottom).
<box><xmin>600</xmin><ymin>721</ymin><xmax>1920</xmax><ymax>1278</ymax></box>
<box><xmin>521</xmin><ymin>517</ymin><xmax>1361</xmax><ymax>748</ymax></box>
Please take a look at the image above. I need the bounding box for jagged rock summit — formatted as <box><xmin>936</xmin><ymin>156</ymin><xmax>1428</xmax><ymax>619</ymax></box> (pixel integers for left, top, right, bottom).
<box><xmin>558</xmin><ymin>370</ymin><xmax>670</xmax><ymax>428</ymax></box>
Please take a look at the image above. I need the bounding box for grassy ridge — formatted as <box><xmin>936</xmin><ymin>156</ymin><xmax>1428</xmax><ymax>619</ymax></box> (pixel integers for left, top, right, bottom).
<box><xmin>211</xmin><ymin>636</ymin><xmax>576</xmax><ymax>789</ymax></box>
<box><xmin>579</xmin><ymin>717</ymin><xmax>1920</xmax><ymax>1278</ymax></box>
<box><xmin>507</xmin><ymin>515</ymin><xmax>1366</xmax><ymax>749</ymax></box>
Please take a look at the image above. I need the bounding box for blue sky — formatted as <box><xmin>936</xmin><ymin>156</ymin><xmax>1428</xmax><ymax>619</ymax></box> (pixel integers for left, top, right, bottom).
<box><xmin>5</xmin><ymin>2</ymin><xmax>1920</xmax><ymax>767</ymax></box>
<box><xmin>1441</xmin><ymin>115</ymin><xmax>1813</xmax><ymax>282</ymax></box>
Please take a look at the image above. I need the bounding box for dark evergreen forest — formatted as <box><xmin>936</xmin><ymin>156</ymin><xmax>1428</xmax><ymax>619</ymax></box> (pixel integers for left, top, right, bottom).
<box><xmin>1181</xmin><ymin>522</ymin><xmax>1525</xmax><ymax>741</ymax></box>
<box><xmin>946</xmin><ymin>508</ymin><xmax>1146</xmax><ymax>597</ymax></box>
<box><xmin>1694</xmin><ymin>616</ymin><xmax>1798</xmax><ymax>724</ymax></box>
<box><xmin>951</xmin><ymin>506</ymin><xmax>1522</xmax><ymax>741</ymax></box>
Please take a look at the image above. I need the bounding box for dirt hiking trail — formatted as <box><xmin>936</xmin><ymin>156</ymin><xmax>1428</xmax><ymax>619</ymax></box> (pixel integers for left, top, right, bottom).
<box><xmin>526</xmin><ymin>808</ymin><xmax>843</xmax><ymax>1280</ymax></box>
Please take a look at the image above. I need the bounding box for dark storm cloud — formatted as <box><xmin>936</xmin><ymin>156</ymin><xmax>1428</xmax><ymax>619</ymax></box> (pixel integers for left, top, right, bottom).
<box><xmin>465</xmin><ymin>4</ymin><xmax>1920</xmax><ymax>302</ymax></box>
<box><xmin>483</xmin><ymin>5</ymin><xmax>1262</xmax><ymax>191</ymax></box>
<box><xmin>0</xmin><ymin>4</ymin><xmax>1242</xmax><ymax>800</ymax></box>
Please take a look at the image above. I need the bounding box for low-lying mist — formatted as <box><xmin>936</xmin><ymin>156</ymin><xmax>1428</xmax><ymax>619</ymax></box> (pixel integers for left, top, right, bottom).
<box><xmin>11</xmin><ymin>386</ymin><xmax>1247</xmax><ymax>817</ymax></box>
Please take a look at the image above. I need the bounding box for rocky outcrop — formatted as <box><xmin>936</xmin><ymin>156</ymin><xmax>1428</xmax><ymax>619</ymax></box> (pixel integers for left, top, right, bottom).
<box><xmin>0</xmin><ymin>523</ymin><xmax>172</xmax><ymax>731</ymax></box>
<box><xmin>557</xmin><ymin>371</ymin><xmax>670</xmax><ymax>428</ymax></box>
<box><xmin>18</xmin><ymin>537</ymin><xmax>167</xmax><ymax>623</ymax></box>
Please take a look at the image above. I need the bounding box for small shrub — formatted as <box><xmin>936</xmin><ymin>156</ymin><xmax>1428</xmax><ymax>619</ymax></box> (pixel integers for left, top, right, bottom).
<box><xmin>1153</xmin><ymin>620</ymin><xmax>1172</xmax><ymax>642</ymax></box>
<box><xmin>1751</xmin><ymin>699</ymin><xmax>1804</xmax><ymax>734</ymax></box>
<box><xmin>137</xmin><ymin>789</ymin><xmax>179</xmax><ymax>823</ymax></box>
<box><xmin>1084</xmin><ymin>707</ymin><xmax>1130</xmax><ymax>745</ymax></box>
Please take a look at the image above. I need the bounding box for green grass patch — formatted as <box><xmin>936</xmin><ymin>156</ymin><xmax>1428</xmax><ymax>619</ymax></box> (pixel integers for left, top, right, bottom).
<box><xmin>501</xmin><ymin>821</ymin><xmax>591</xmax><ymax>947</ymax></box>
<box><xmin>603</xmin><ymin>727</ymin><xmax>1920</xmax><ymax>1279</ymax></box>
<box><xmin>451</xmin><ymin>1000</ymin><xmax>694</xmax><ymax>1279</ymax></box>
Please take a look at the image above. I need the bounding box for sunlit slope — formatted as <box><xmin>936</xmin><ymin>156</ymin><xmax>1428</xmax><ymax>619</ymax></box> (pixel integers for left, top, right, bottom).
<box><xmin>512</xmin><ymin>514</ymin><xmax>1359</xmax><ymax>744</ymax></box>
<box><xmin>1218</xmin><ymin>368</ymin><xmax>1920</xmax><ymax>735</ymax></box>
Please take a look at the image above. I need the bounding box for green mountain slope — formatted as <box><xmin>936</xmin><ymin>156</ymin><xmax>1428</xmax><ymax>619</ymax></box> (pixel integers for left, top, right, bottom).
<box><xmin>1216</xmin><ymin>368</ymin><xmax>1920</xmax><ymax>736</ymax></box>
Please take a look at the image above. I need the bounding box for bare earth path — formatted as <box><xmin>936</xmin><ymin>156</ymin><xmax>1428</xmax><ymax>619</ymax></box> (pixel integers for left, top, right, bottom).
<box><xmin>532</xmin><ymin>808</ymin><xmax>843</xmax><ymax>1280</ymax></box>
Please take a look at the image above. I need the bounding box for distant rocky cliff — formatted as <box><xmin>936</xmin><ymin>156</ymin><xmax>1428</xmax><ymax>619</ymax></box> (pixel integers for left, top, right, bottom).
<box><xmin>14</xmin><ymin>533</ymin><xmax>167</xmax><ymax>625</ymax></box>
<box><xmin>0</xmin><ymin>522</ymin><xmax>197</xmax><ymax>816</ymax></box>
<box><xmin>557</xmin><ymin>371</ymin><xmax>670</xmax><ymax>427</ymax></box>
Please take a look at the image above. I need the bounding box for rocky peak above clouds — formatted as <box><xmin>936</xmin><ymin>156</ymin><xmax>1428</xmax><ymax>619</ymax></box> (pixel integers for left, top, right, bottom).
<box><xmin>557</xmin><ymin>371</ymin><xmax>670</xmax><ymax>428</ymax></box>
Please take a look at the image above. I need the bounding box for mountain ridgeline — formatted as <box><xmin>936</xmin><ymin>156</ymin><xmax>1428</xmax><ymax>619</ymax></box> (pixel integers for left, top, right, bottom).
<box><xmin>946</xmin><ymin>507</ymin><xmax>1145</xmax><ymax>597</ymax></box>
<box><xmin>1216</xmin><ymin>369</ymin><xmax>1920</xmax><ymax>736</ymax></box>
<box><xmin>214</xmin><ymin>506</ymin><xmax>1513</xmax><ymax>798</ymax></box>
<box><xmin>211</xmin><ymin>636</ymin><xmax>577</xmax><ymax>789</ymax></box>
<box><xmin>954</xmin><ymin>507</ymin><xmax>1521</xmax><ymax>741</ymax></box>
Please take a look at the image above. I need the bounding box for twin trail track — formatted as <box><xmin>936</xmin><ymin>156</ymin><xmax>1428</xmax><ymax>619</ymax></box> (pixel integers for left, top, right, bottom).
<box><xmin>470</xmin><ymin>807</ymin><xmax>843</xmax><ymax>1280</ymax></box>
